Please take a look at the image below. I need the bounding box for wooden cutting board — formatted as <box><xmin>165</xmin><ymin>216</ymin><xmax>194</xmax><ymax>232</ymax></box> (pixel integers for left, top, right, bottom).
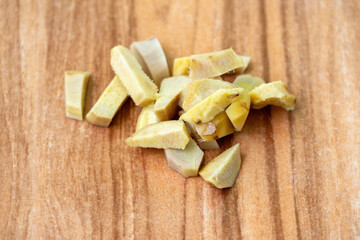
<box><xmin>1</xmin><ymin>0</ymin><xmax>359</xmax><ymax>239</ymax></box>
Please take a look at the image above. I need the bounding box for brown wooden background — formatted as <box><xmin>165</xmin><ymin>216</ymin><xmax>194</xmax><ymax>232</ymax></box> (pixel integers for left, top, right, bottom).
<box><xmin>1</xmin><ymin>0</ymin><xmax>360</xmax><ymax>239</ymax></box>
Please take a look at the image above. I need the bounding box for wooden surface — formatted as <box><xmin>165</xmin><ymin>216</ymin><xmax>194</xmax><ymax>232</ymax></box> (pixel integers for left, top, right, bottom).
<box><xmin>1</xmin><ymin>0</ymin><xmax>360</xmax><ymax>239</ymax></box>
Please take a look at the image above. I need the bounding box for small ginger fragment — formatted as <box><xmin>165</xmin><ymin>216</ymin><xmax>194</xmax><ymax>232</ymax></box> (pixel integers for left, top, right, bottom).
<box><xmin>233</xmin><ymin>56</ymin><xmax>251</xmax><ymax>74</ymax></box>
<box><xmin>225</xmin><ymin>90</ymin><xmax>251</xmax><ymax>131</ymax></box>
<box><xmin>180</xmin><ymin>88</ymin><xmax>244</xmax><ymax>125</ymax></box>
<box><xmin>65</xmin><ymin>71</ymin><xmax>90</xmax><ymax>120</ymax></box>
<box><xmin>111</xmin><ymin>46</ymin><xmax>158</xmax><ymax>107</ymax></box>
<box><xmin>154</xmin><ymin>76</ymin><xmax>192</xmax><ymax>121</ymax></box>
<box><xmin>130</xmin><ymin>36</ymin><xmax>170</xmax><ymax>87</ymax></box>
<box><xmin>181</xmin><ymin>78</ymin><xmax>232</xmax><ymax>111</ymax></box>
<box><xmin>195</xmin><ymin>112</ymin><xmax>234</xmax><ymax>141</ymax></box>
<box><xmin>126</xmin><ymin>120</ymin><xmax>190</xmax><ymax>150</ymax></box>
<box><xmin>199</xmin><ymin>143</ymin><xmax>241</xmax><ymax>189</ymax></box>
<box><xmin>86</xmin><ymin>76</ymin><xmax>128</xmax><ymax>127</ymax></box>
<box><xmin>184</xmin><ymin>122</ymin><xmax>220</xmax><ymax>150</ymax></box>
<box><xmin>198</xmin><ymin>140</ymin><xmax>220</xmax><ymax>150</ymax></box>
<box><xmin>233</xmin><ymin>74</ymin><xmax>265</xmax><ymax>92</ymax></box>
<box><xmin>165</xmin><ymin>138</ymin><xmax>204</xmax><ymax>178</ymax></box>
<box><xmin>189</xmin><ymin>49</ymin><xmax>244</xmax><ymax>79</ymax></box>
<box><xmin>173</xmin><ymin>55</ymin><xmax>249</xmax><ymax>77</ymax></box>
<box><xmin>248</xmin><ymin>81</ymin><xmax>296</xmax><ymax>110</ymax></box>
<box><xmin>136</xmin><ymin>104</ymin><xmax>159</xmax><ymax>131</ymax></box>
<box><xmin>173</xmin><ymin>57</ymin><xmax>191</xmax><ymax>76</ymax></box>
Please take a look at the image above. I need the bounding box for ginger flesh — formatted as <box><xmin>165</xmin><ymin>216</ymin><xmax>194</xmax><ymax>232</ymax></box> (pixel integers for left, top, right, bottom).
<box><xmin>165</xmin><ymin>138</ymin><xmax>204</xmax><ymax>178</ymax></box>
<box><xmin>111</xmin><ymin>45</ymin><xmax>158</xmax><ymax>107</ymax></box>
<box><xmin>199</xmin><ymin>143</ymin><xmax>241</xmax><ymax>189</ymax></box>
<box><xmin>65</xmin><ymin>71</ymin><xmax>90</xmax><ymax>121</ymax></box>
<box><xmin>248</xmin><ymin>81</ymin><xmax>296</xmax><ymax>110</ymax></box>
<box><xmin>189</xmin><ymin>49</ymin><xmax>244</xmax><ymax>79</ymax></box>
<box><xmin>86</xmin><ymin>75</ymin><xmax>128</xmax><ymax>127</ymax></box>
<box><xmin>126</xmin><ymin>120</ymin><xmax>190</xmax><ymax>150</ymax></box>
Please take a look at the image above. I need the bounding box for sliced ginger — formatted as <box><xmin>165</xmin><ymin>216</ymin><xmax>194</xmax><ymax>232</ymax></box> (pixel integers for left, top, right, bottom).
<box><xmin>173</xmin><ymin>57</ymin><xmax>191</xmax><ymax>76</ymax></box>
<box><xmin>248</xmin><ymin>81</ymin><xmax>296</xmax><ymax>110</ymax></box>
<box><xmin>198</xmin><ymin>140</ymin><xmax>220</xmax><ymax>150</ymax></box>
<box><xmin>86</xmin><ymin>76</ymin><xmax>128</xmax><ymax>127</ymax></box>
<box><xmin>111</xmin><ymin>45</ymin><xmax>158</xmax><ymax>107</ymax></box>
<box><xmin>165</xmin><ymin>138</ymin><xmax>204</xmax><ymax>178</ymax></box>
<box><xmin>233</xmin><ymin>56</ymin><xmax>251</xmax><ymax>74</ymax></box>
<box><xmin>181</xmin><ymin>78</ymin><xmax>232</xmax><ymax>111</ymax></box>
<box><xmin>65</xmin><ymin>71</ymin><xmax>90</xmax><ymax>121</ymax></box>
<box><xmin>226</xmin><ymin>90</ymin><xmax>251</xmax><ymax>131</ymax></box>
<box><xmin>195</xmin><ymin>112</ymin><xmax>234</xmax><ymax>141</ymax></box>
<box><xmin>199</xmin><ymin>143</ymin><xmax>241</xmax><ymax>188</ymax></box>
<box><xmin>126</xmin><ymin>120</ymin><xmax>190</xmax><ymax>149</ymax></box>
<box><xmin>184</xmin><ymin>122</ymin><xmax>220</xmax><ymax>150</ymax></box>
<box><xmin>180</xmin><ymin>88</ymin><xmax>244</xmax><ymax>125</ymax></box>
<box><xmin>154</xmin><ymin>76</ymin><xmax>192</xmax><ymax>121</ymax></box>
<box><xmin>189</xmin><ymin>49</ymin><xmax>244</xmax><ymax>79</ymax></box>
<box><xmin>130</xmin><ymin>36</ymin><xmax>169</xmax><ymax>87</ymax></box>
<box><xmin>173</xmin><ymin>55</ymin><xmax>249</xmax><ymax>77</ymax></box>
<box><xmin>136</xmin><ymin>104</ymin><xmax>159</xmax><ymax>131</ymax></box>
<box><xmin>233</xmin><ymin>74</ymin><xmax>265</xmax><ymax>92</ymax></box>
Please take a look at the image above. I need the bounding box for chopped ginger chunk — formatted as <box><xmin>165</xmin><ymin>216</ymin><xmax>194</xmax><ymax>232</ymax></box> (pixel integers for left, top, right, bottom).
<box><xmin>65</xmin><ymin>71</ymin><xmax>90</xmax><ymax>121</ymax></box>
<box><xmin>86</xmin><ymin>76</ymin><xmax>128</xmax><ymax>127</ymax></box>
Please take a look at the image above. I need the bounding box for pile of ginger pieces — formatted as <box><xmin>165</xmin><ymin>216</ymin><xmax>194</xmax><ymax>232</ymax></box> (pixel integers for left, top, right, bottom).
<box><xmin>64</xmin><ymin>36</ymin><xmax>296</xmax><ymax>189</ymax></box>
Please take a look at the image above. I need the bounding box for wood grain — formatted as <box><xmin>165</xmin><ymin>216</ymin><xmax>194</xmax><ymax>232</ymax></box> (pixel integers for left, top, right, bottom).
<box><xmin>1</xmin><ymin>0</ymin><xmax>359</xmax><ymax>239</ymax></box>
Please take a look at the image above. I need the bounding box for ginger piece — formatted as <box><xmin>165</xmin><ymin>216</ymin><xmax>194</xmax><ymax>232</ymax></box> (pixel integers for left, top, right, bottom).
<box><xmin>64</xmin><ymin>71</ymin><xmax>90</xmax><ymax>120</ymax></box>
<box><xmin>173</xmin><ymin>57</ymin><xmax>191</xmax><ymax>76</ymax></box>
<box><xmin>165</xmin><ymin>138</ymin><xmax>204</xmax><ymax>178</ymax></box>
<box><xmin>180</xmin><ymin>88</ymin><xmax>244</xmax><ymax>124</ymax></box>
<box><xmin>126</xmin><ymin>120</ymin><xmax>190</xmax><ymax>149</ymax></box>
<box><xmin>195</xmin><ymin>112</ymin><xmax>234</xmax><ymax>141</ymax></box>
<box><xmin>226</xmin><ymin>90</ymin><xmax>251</xmax><ymax>131</ymax></box>
<box><xmin>173</xmin><ymin>55</ymin><xmax>248</xmax><ymax>77</ymax></box>
<box><xmin>136</xmin><ymin>104</ymin><xmax>159</xmax><ymax>131</ymax></box>
<box><xmin>199</xmin><ymin>143</ymin><xmax>241</xmax><ymax>189</ymax></box>
<box><xmin>198</xmin><ymin>140</ymin><xmax>220</xmax><ymax>150</ymax></box>
<box><xmin>184</xmin><ymin>121</ymin><xmax>220</xmax><ymax>150</ymax></box>
<box><xmin>111</xmin><ymin>46</ymin><xmax>158</xmax><ymax>107</ymax></box>
<box><xmin>154</xmin><ymin>76</ymin><xmax>192</xmax><ymax>121</ymax></box>
<box><xmin>86</xmin><ymin>76</ymin><xmax>128</xmax><ymax>127</ymax></box>
<box><xmin>233</xmin><ymin>74</ymin><xmax>265</xmax><ymax>92</ymax></box>
<box><xmin>189</xmin><ymin>49</ymin><xmax>243</xmax><ymax>79</ymax></box>
<box><xmin>233</xmin><ymin>56</ymin><xmax>251</xmax><ymax>74</ymax></box>
<box><xmin>130</xmin><ymin>36</ymin><xmax>169</xmax><ymax>87</ymax></box>
<box><xmin>181</xmin><ymin>78</ymin><xmax>232</xmax><ymax>111</ymax></box>
<box><xmin>248</xmin><ymin>81</ymin><xmax>296</xmax><ymax>110</ymax></box>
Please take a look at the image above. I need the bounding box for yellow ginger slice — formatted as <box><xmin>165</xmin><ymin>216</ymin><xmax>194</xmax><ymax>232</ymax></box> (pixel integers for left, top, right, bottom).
<box><xmin>225</xmin><ymin>90</ymin><xmax>251</xmax><ymax>131</ymax></box>
<box><xmin>198</xmin><ymin>140</ymin><xmax>220</xmax><ymax>150</ymax></box>
<box><xmin>195</xmin><ymin>112</ymin><xmax>234</xmax><ymax>141</ymax></box>
<box><xmin>173</xmin><ymin>57</ymin><xmax>191</xmax><ymax>76</ymax></box>
<box><xmin>181</xmin><ymin>78</ymin><xmax>232</xmax><ymax>111</ymax></box>
<box><xmin>65</xmin><ymin>71</ymin><xmax>90</xmax><ymax>120</ymax></box>
<box><xmin>154</xmin><ymin>76</ymin><xmax>192</xmax><ymax>121</ymax></box>
<box><xmin>126</xmin><ymin>120</ymin><xmax>190</xmax><ymax>149</ymax></box>
<box><xmin>189</xmin><ymin>49</ymin><xmax>243</xmax><ymax>79</ymax></box>
<box><xmin>174</xmin><ymin>55</ymin><xmax>248</xmax><ymax>77</ymax></box>
<box><xmin>180</xmin><ymin>88</ymin><xmax>244</xmax><ymax>124</ymax></box>
<box><xmin>233</xmin><ymin>56</ymin><xmax>251</xmax><ymax>74</ymax></box>
<box><xmin>86</xmin><ymin>76</ymin><xmax>128</xmax><ymax>127</ymax></box>
<box><xmin>199</xmin><ymin>143</ymin><xmax>241</xmax><ymax>188</ymax></box>
<box><xmin>184</xmin><ymin>121</ymin><xmax>220</xmax><ymax>150</ymax></box>
<box><xmin>130</xmin><ymin>36</ymin><xmax>169</xmax><ymax>87</ymax></box>
<box><xmin>248</xmin><ymin>81</ymin><xmax>296</xmax><ymax>110</ymax></box>
<box><xmin>111</xmin><ymin>45</ymin><xmax>158</xmax><ymax>107</ymax></box>
<box><xmin>136</xmin><ymin>104</ymin><xmax>159</xmax><ymax>131</ymax></box>
<box><xmin>233</xmin><ymin>74</ymin><xmax>265</xmax><ymax>92</ymax></box>
<box><xmin>165</xmin><ymin>138</ymin><xmax>204</xmax><ymax>178</ymax></box>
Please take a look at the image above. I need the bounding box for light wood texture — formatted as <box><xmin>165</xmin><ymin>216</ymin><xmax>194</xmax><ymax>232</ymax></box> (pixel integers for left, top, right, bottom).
<box><xmin>1</xmin><ymin>0</ymin><xmax>359</xmax><ymax>239</ymax></box>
